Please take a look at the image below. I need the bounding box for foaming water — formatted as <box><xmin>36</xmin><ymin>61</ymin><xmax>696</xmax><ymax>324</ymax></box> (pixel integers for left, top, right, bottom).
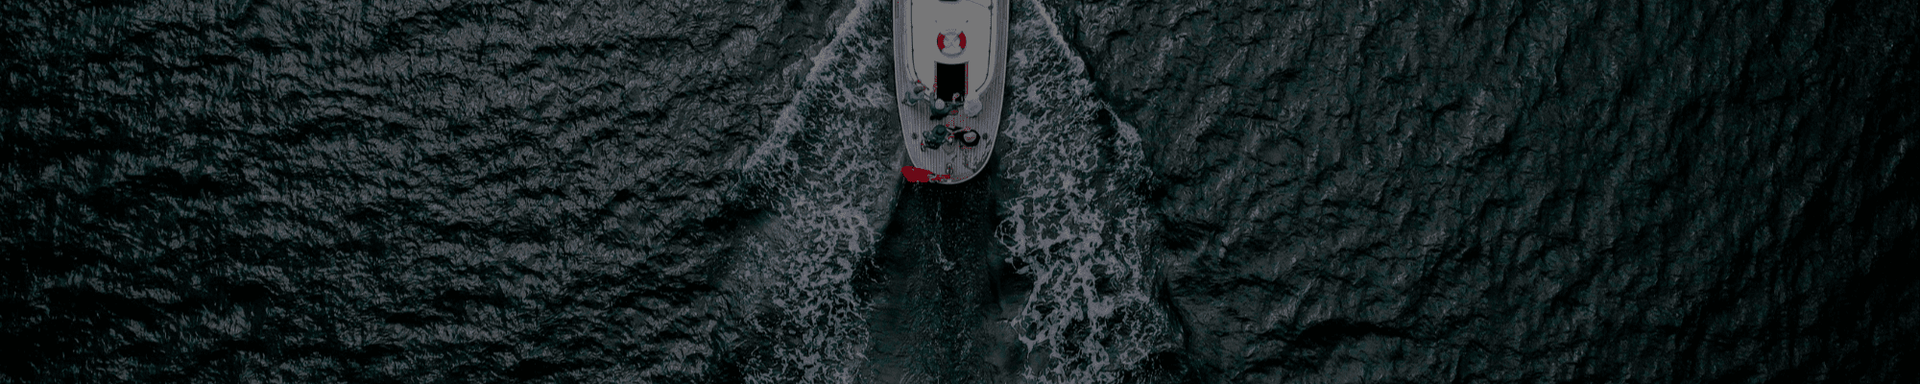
<box><xmin>732</xmin><ymin>0</ymin><xmax>898</xmax><ymax>382</ymax></box>
<box><xmin>730</xmin><ymin>0</ymin><xmax>1169</xmax><ymax>382</ymax></box>
<box><xmin>996</xmin><ymin>0</ymin><xmax>1172</xmax><ymax>382</ymax></box>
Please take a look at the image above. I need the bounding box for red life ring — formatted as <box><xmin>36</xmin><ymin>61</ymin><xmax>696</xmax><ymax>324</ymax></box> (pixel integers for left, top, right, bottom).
<box><xmin>937</xmin><ymin>31</ymin><xmax>968</xmax><ymax>52</ymax></box>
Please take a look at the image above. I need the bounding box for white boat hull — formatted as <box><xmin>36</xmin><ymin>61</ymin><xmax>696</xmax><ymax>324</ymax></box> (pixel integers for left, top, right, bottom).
<box><xmin>893</xmin><ymin>0</ymin><xmax>1008</xmax><ymax>184</ymax></box>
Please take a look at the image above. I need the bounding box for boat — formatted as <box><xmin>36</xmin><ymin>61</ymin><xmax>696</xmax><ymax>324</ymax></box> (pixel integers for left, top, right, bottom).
<box><xmin>893</xmin><ymin>0</ymin><xmax>1008</xmax><ymax>184</ymax></box>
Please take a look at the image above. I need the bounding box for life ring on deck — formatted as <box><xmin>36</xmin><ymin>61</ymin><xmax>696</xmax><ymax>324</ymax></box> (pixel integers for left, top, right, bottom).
<box><xmin>938</xmin><ymin>30</ymin><xmax>966</xmax><ymax>55</ymax></box>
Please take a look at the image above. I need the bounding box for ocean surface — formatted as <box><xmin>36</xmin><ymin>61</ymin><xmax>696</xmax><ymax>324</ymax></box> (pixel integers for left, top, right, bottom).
<box><xmin>4</xmin><ymin>0</ymin><xmax>1916</xmax><ymax>383</ymax></box>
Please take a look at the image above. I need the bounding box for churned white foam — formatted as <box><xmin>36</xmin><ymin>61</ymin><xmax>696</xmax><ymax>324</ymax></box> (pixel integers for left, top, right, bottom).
<box><xmin>732</xmin><ymin>0</ymin><xmax>897</xmax><ymax>383</ymax></box>
<box><xmin>997</xmin><ymin>0</ymin><xmax>1169</xmax><ymax>383</ymax></box>
<box><xmin>732</xmin><ymin>0</ymin><xmax>1166</xmax><ymax>381</ymax></box>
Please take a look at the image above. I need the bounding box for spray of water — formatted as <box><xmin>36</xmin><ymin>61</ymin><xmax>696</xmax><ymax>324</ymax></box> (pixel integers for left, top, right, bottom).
<box><xmin>728</xmin><ymin>0</ymin><xmax>1168</xmax><ymax>381</ymax></box>
<box><xmin>731</xmin><ymin>0</ymin><xmax>897</xmax><ymax>382</ymax></box>
<box><xmin>997</xmin><ymin>0</ymin><xmax>1172</xmax><ymax>382</ymax></box>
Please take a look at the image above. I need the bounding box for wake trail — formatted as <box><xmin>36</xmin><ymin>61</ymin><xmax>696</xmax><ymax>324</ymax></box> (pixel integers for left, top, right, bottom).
<box><xmin>995</xmin><ymin>0</ymin><xmax>1175</xmax><ymax>382</ymax></box>
<box><xmin>730</xmin><ymin>0</ymin><xmax>898</xmax><ymax>383</ymax></box>
<box><xmin>727</xmin><ymin>0</ymin><xmax>1172</xmax><ymax>382</ymax></box>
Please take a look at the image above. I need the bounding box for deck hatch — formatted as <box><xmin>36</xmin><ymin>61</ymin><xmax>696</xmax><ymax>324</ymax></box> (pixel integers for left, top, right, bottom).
<box><xmin>936</xmin><ymin>62</ymin><xmax>967</xmax><ymax>102</ymax></box>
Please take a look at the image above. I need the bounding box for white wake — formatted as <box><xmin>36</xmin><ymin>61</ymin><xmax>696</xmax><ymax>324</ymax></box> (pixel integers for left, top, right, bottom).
<box><xmin>731</xmin><ymin>0</ymin><xmax>897</xmax><ymax>383</ymax></box>
<box><xmin>996</xmin><ymin>0</ymin><xmax>1172</xmax><ymax>382</ymax></box>
<box><xmin>729</xmin><ymin>0</ymin><xmax>1170</xmax><ymax>381</ymax></box>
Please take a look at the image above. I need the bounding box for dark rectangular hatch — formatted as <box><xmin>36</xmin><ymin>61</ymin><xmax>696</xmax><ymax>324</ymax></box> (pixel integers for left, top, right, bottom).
<box><xmin>936</xmin><ymin>62</ymin><xmax>967</xmax><ymax>102</ymax></box>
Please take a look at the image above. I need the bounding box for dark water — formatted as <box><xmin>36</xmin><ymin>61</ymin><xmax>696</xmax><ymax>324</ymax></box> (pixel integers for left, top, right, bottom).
<box><xmin>4</xmin><ymin>0</ymin><xmax>1916</xmax><ymax>383</ymax></box>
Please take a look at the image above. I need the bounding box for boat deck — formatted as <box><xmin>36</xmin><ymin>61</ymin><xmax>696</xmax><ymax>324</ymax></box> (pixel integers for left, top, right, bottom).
<box><xmin>894</xmin><ymin>0</ymin><xmax>1007</xmax><ymax>184</ymax></box>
